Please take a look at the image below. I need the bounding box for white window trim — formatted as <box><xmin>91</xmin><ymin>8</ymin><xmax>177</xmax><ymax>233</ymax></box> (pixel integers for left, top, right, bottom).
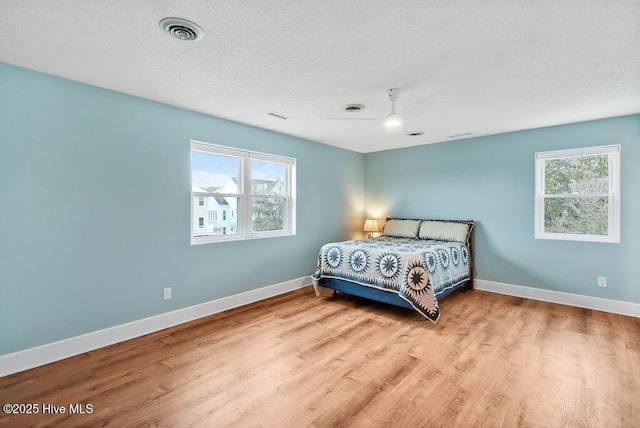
<box><xmin>534</xmin><ymin>144</ymin><xmax>620</xmax><ymax>243</ymax></box>
<box><xmin>190</xmin><ymin>140</ymin><xmax>296</xmax><ymax>245</ymax></box>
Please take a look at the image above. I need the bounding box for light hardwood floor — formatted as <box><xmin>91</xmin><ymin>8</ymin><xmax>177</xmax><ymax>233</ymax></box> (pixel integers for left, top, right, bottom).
<box><xmin>1</xmin><ymin>286</ymin><xmax>639</xmax><ymax>427</ymax></box>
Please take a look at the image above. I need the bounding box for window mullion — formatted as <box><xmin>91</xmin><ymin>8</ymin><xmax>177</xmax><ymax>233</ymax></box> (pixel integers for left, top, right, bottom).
<box><xmin>241</xmin><ymin>156</ymin><xmax>251</xmax><ymax>237</ymax></box>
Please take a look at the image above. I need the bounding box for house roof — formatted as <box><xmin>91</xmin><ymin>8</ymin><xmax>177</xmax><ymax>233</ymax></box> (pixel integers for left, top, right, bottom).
<box><xmin>214</xmin><ymin>197</ymin><xmax>229</xmax><ymax>206</ymax></box>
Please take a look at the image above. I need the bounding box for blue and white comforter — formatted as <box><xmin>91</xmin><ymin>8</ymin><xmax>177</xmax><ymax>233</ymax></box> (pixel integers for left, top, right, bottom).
<box><xmin>311</xmin><ymin>236</ymin><xmax>471</xmax><ymax>322</ymax></box>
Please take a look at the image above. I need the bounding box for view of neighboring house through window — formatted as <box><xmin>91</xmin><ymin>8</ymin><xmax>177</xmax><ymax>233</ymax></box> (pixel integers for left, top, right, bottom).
<box><xmin>535</xmin><ymin>145</ymin><xmax>620</xmax><ymax>243</ymax></box>
<box><xmin>190</xmin><ymin>141</ymin><xmax>296</xmax><ymax>244</ymax></box>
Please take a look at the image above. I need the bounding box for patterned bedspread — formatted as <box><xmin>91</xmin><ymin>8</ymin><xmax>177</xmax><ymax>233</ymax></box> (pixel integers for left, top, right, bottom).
<box><xmin>311</xmin><ymin>236</ymin><xmax>471</xmax><ymax>322</ymax></box>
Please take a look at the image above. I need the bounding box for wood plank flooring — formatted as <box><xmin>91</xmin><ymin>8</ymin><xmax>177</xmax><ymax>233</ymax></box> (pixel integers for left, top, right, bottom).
<box><xmin>1</xmin><ymin>286</ymin><xmax>639</xmax><ymax>427</ymax></box>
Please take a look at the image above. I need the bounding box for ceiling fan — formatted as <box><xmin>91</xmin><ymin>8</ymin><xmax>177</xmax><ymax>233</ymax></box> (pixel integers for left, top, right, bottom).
<box><xmin>327</xmin><ymin>88</ymin><xmax>447</xmax><ymax>128</ymax></box>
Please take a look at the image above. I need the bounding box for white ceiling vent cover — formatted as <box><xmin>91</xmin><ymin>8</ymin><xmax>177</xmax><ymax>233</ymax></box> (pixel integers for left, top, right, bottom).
<box><xmin>159</xmin><ymin>18</ymin><xmax>204</xmax><ymax>42</ymax></box>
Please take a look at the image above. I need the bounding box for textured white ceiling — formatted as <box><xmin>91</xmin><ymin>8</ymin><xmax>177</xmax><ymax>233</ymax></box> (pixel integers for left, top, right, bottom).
<box><xmin>1</xmin><ymin>1</ymin><xmax>639</xmax><ymax>153</ymax></box>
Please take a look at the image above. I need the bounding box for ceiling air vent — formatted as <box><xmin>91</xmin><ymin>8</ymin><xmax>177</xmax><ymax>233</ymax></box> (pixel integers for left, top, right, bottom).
<box><xmin>342</xmin><ymin>104</ymin><xmax>366</xmax><ymax>112</ymax></box>
<box><xmin>160</xmin><ymin>18</ymin><xmax>204</xmax><ymax>42</ymax></box>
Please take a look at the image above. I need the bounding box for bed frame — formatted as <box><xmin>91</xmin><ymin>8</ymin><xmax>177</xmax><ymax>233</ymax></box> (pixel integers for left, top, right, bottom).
<box><xmin>315</xmin><ymin>219</ymin><xmax>475</xmax><ymax>309</ymax></box>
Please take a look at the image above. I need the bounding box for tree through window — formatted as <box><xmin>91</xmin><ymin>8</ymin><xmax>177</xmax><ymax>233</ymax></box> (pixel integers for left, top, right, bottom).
<box><xmin>535</xmin><ymin>145</ymin><xmax>620</xmax><ymax>243</ymax></box>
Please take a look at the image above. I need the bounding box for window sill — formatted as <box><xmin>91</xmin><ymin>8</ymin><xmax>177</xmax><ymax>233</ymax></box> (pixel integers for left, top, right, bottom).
<box><xmin>191</xmin><ymin>232</ymin><xmax>296</xmax><ymax>245</ymax></box>
<box><xmin>535</xmin><ymin>232</ymin><xmax>619</xmax><ymax>244</ymax></box>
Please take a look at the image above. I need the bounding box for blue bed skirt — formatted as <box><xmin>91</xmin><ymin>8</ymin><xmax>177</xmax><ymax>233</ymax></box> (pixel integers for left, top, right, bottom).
<box><xmin>316</xmin><ymin>277</ymin><xmax>468</xmax><ymax>310</ymax></box>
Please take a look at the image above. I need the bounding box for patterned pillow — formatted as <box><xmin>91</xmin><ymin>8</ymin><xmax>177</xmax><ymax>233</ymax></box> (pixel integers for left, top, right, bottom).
<box><xmin>418</xmin><ymin>220</ymin><xmax>473</xmax><ymax>244</ymax></box>
<box><xmin>382</xmin><ymin>219</ymin><xmax>421</xmax><ymax>238</ymax></box>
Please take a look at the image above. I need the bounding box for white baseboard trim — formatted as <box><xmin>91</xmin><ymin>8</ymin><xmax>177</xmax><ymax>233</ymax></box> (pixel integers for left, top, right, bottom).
<box><xmin>0</xmin><ymin>276</ymin><xmax>311</xmax><ymax>377</ymax></box>
<box><xmin>474</xmin><ymin>279</ymin><xmax>640</xmax><ymax>318</ymax></box>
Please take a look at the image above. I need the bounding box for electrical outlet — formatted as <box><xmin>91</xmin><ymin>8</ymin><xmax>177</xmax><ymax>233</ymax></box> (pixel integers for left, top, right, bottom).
<box><xmin>597</xmin><ymin>276</ymin><xmax>607</xmax><ymax>288</ymax></box>
<box><xmin>163</xmin><ymin>287</ymin><xmax>172</xmax><ymax>300</ymax></box>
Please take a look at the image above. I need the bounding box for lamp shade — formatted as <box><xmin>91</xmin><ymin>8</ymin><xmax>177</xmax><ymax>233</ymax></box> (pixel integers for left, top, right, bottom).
<box><xmin>363</xmin><ymin>218</ymin><xmax>379</xmax><ymax>233</ymax></box>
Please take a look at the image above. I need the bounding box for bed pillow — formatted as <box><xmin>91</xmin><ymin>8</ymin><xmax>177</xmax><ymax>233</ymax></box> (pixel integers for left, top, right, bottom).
<box><xmin>382</xmin><ymin>219</ymin><xmax>421</xmax><ymax>238</ymax></box>
<box><xmin>418</xmin><ymin>220</ymin><xmax>473</xmax><ymax>244</ymax></box>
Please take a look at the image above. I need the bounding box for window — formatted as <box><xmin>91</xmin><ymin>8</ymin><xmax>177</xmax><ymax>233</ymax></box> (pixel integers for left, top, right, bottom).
<box><xmin>535</xmin><ymin>145</ymin><xmax>620</xmax><ymax>243</ymax></box>
<box><xmin>198</xmin><ymin>196</ymin><xmax>204</xmax><ymax>206</ymax></box>
<box><xmin>190</xmin><ymin>141</ymin><xmax>296</xmax><ymax>244</ymax></box>
<box><xmin>198</xmin><ymin>217</ymin><xmax>204</xmax><ymax>228</ymax></box>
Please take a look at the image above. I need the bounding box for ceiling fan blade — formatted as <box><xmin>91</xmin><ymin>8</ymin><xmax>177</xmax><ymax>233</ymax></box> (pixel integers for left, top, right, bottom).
<box><xmin>400</xmin><ymin>89</ymin><xmax>448</xmax><ymax>117</ymax></box>
<box><xmin>326</xmin><ymin>117</ymin><xmax>382</xmax><ymax>121</ymax></box>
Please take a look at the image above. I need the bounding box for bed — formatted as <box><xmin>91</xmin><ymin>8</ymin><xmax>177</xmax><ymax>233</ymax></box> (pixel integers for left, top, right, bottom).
<box><xmin>311</xmin><ymin>218</ymin><xmax>474</xmax><ymax>323</ymax></box>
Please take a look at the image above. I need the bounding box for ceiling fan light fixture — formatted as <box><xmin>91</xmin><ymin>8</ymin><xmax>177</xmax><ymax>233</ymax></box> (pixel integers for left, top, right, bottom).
<box><xmin>383</xmin><ymin>90</ymin><xmax>402</xmax><ymax>127</ymax></box>
<box><xmin>383</xmin><ymin>115</ymin><xmax>403</xmax><ymax>127</ymax></box>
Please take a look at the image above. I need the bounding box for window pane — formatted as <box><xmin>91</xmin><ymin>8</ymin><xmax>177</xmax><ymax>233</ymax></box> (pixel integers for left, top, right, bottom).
<box><xmin>192</xmin><ymin>151</ymin><xmax>240</xmax><ymax>193</ymax></box>
<box><xmin>544</xmin><ymin>197</ymin><xmax>608</xmax><ymax>235</ymax></box>
<box><xmin>545</xmin><ymin>155</ymin><xmax>608</xmax><ymax>194</ymax></box>
<box><xmin>252</xmin><ymin>197</ymin><xmax>285</xmax><ymax>232</ymax></box>
<box><xmin>251</xmin><ymin>160</ymin><xmax>285</xmax><ymax>196</ymax></box>
<box><xmin>193</xmin><ymin>196</ymin><xmax>239</xmax><ymax>237</ymax></box>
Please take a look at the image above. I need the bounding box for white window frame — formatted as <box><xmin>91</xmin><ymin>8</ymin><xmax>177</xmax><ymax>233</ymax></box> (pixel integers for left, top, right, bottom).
<box><xmin>535</xmin><ymin>144</ymin><xmax>620</xmax><ymax>243</ymax></box>
<box><xmin>190</xmin><ymin>141</ymin><xmax>296</xmax><ymax>245</ymax></box>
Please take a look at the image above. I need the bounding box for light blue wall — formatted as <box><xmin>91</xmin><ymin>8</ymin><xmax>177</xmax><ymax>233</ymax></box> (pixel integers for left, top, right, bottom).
<box><xmin>365</xmin><ymin>115</ymin><xmax>640</xmax><ymax>303</ymax></box>
<box><xmin>0</xmin><ymin>62</ymin><xmax>364</xmax><ymax>355</ymax></box>
<box><xmin>2</xmin><ymin>60</ymin><xmax>637</xmax><ymax>357</ymax></box>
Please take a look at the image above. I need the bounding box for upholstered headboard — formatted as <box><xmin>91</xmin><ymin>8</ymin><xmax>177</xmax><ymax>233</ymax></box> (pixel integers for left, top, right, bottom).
<box><xmin>383</xmin><ymin>218</ymin><xmax>475</xmax><ymax>283</ymax></box>
<box><xmin>383</xmin><ymin>218</ymin><xmax>473</xmax><ymax>243</ymax></box>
